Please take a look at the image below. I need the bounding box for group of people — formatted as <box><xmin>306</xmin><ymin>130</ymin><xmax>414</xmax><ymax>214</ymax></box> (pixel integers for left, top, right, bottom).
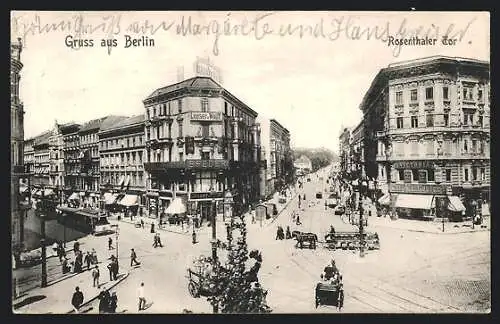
<box><xmin>98</xmin><ymin>289</ymin><xmax>118</xmax><ymax>313</ymax></box>
<box><xmin>59</xmin><ymin>242</ymin><xmax>98</xmax><ymax>275</ymax></box>
<box><xmin>275</xmin><ymin>225</ymin><xmax>292</xmax><ymax>240</ymax></box>
<box><xmin>152</xmin><ymin>232</ymin><xmax>164</xmax><ymax>248</ymax></box>
<box><xmin>107</xmin><ymin>255</ymin><xmax>119</xmax><ymax>281</ymax></box>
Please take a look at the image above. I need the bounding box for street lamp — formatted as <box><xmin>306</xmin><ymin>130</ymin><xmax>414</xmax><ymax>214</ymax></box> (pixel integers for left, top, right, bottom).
<box><xmin>37</xmin><ymin>191</ymin><xmax>48</xmax><ymax>287</ymax></box>
<box><xmin>210</xmin><ymin>188</ymin><xmax>218</xmax><ymax>263</ymax></box>
<box><xmin>358</xmin><ymin>175</ymin><xmax>368</xmax><ymax>258</ymax></box>
<box><xmin>115</xmin><ymin>224</ymin><xmax>120</xmax><ymax>267</ymax></box>
<box><xmin>223</xmin><ymin>191</ymin><xmax>234</xmax><ymax>226</ymax></box>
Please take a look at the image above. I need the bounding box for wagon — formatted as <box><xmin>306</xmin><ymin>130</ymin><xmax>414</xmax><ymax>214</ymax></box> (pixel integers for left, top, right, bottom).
<box><xmin>315</xmin><ymin>281</ymin><xmax>344</xmax><ymax>309</ymax></box>
<box><xmin>186</xmin><ymin>259</ymin><xmax>227</xmax><ymax>298</ymax></box>
<box><xmin>324</xmin><ymin>232</ymin><xmax>380</xmax><ymax>250</ymax></box>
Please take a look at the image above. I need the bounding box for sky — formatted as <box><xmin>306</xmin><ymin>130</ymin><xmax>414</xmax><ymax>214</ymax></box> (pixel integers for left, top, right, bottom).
<box><xmin>11</xmin><ymin>11</ymin><xmax>489</xmax><ymax>152</ymax></box>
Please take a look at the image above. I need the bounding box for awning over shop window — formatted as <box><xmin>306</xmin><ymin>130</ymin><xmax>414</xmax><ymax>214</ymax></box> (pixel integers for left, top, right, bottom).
<box><xmin>165</xmin><ymin>197</ymin><xmax>186</xmax><ymax>214</ymax></box>
<box><xmin>124</xmin><ymin>176</ymin><xmax>131</xmax><ymax>187</ymax></box>
<box><xmin>68</xmin><ymin>192</ymin><xmax>80</xmax><ymax>200</ymax></box>
<box><xmin>378</xmin><ymin>194</ymin><xmax>391</xmax><ymax>206</ymax></box>
<box><xmin>118</xmin><ymin>176</ymin><xmax>125</xmax><ymax>187</ymax></box>
<box><xmin>447</xmin><ymin>196</ymin><xmax>466</xmax><ymax>212</ymax></box>
<box><xmin>103</xmin><ymin>193</ymin><xmax>117</xmax><ymax>205</ymax></box>
<box><xmin>119</xmin><ymin>194</ymin><xmax>138</xmax><ymax>207</ymax></box>
<box><xmin>394</xmin><ymin>194</ymin><xmax>434</xmax><ymax>210</ymax></box>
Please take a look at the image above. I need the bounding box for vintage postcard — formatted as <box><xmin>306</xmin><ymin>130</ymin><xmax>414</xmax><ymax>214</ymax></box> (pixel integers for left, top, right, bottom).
<box><xmin>10</xmin><ymin>11</ymin><xmax>490</xmax><ymax>314</ymax></box>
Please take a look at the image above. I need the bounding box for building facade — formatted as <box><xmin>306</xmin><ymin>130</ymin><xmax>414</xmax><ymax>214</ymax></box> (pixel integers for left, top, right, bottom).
<box><xmin>351</xmin><ymin>121</ymin><xmax>365</xmax><ymax>179</ymax></box>
<box><xmin>99</xmin><ymin>115</ymin><xmax>146</xmax><ymax>213</ymax></box>
<box><xmin>61</xmin><ymin>123</ymin><xmax>81</xmax><ymax>196</ymax></box>
<box><xmin>338</xmin><ymin>127</ymin><xmax>352</xmax><ymax>177</ymax></box>
<box><xmin>32</xmin><ymin>131</ymin><xmax>51</xmax><ymax>187</ymax></box>
<box><xmin>268</xmin><ymin>119</ymin><xmax>292</xmax><ymax>195</ymax></box>
<box><xmin>11</xmin><ymin>38</ymin><xmax>28</xmax><ymax>248</ymax></box>
<box><xmin>48</xmin><ymin>122</ymin><xmax>65</xmax><ymax>190</ymax></box>
<box><xmin>143</xmin><ymin>76</ymin><xmax>261</xmax><ymax>220</ymax></box>
<box><xmin>369</xmin><ymin>56</ymin><xmax>490</xmax><ymax>220</ymax></box>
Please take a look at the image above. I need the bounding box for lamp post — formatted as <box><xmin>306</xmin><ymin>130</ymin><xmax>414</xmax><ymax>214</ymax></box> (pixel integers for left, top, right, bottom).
<box><xmin>38</xmin><ymin>191</ymin><xmax>48</xmax><ymax>287</ymax></box>
<box><xmin>115</xmin><ymin>224</ymin><xmax>120</xmax><ymax>267</ymax></box>
<box><xmin>210</xmin><ymin>188</ymin><xmax>217</xmax><ymax>263</ymax></box>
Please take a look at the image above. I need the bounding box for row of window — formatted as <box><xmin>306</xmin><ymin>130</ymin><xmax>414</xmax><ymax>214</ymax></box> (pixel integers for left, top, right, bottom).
<box><xmin>101</xmin><ymin>151</ymin><xmax>144</xmax><ymax>166</ymax></box>
<box><xmin>80</xmin><ymin>133</ymin><xmax>98</xmax><ymax>145</ymax></box>
<box><xmin>395</xmin><ymin>113</ymin><xmax>484</xmax><ymax>129</ymax></box>
<box><xmin>101</xmin><ymin>172</ymin><xmax>144</xmax><ymax>187</ymax></box>
<box><xmin>395</xmin><ymin>85</ymin><xmax>485</xmax><ymax>105</ymax></box>
<box><xmin>100</xmin><ymin>135</ymin><xmax>144</xmax><ymax>150</ymax></box>
<box><xmin>391</xmin><ymin>138</ymin><xmax>486</xmax><ymax>156</ymax></box>
<box><xmin>443</xmin><ymin>167</ymin><xmax>487</xmax><ymax>182</ymax></box>
<box><xmin>396</xmin><ymin>167</ymin><xmax>487</xmax><ymax>183</ymax></box>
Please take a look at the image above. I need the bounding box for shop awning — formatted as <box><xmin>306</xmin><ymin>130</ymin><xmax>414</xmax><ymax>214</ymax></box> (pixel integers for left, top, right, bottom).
<box><xmin>68</xmin><ymin>192</ymin><xmax>80</xmax><ymax>200</ymax></box>
<box><xmin>118</xmin><ymin>194</ymin><xmax>138</xmax><ymax>207</ymax></box>
<box><xmin>103</xmin><ymin>192</ymin><xmax>118</xmax><ymax>205</ymax></box>
<box><xmin>447</xmin><ymin>196</ymin><xmax>466</xmax><ymax>212</ymax></box>
<box><xmin>124</xmin><ymin>175</ymin><xmax>131</xmax><ymax>187</ymax></box>
<box><xmin>118</xmin><ymin>176</ymin><xmax>125</xmax><ymax>187</ymax></box>
<box><xmin>165</xmin><ymin>197</ymin><xmax>186</xmax><ymax>214</ymax></box>
<box><xmin>378</xmin><ymin>193</ymin><xmax>391</xmax><ymax>206</ymax></box>
<box><xmin>394</xmin><ymin>194</ymin><xmax>434</xmax><ymax>210</ymax></box>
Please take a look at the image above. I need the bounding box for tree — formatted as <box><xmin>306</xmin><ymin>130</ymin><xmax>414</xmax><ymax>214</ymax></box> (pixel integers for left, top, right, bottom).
<box><xmin>207</xmin><ymin>211</ymin><xmax>272</xmax><ymax>313</ymax></box>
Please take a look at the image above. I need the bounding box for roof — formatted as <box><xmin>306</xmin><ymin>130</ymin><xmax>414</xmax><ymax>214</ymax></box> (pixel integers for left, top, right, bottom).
<box><xmin>31</xmin><ymin>130</ymin><xmax>52</xmax><ymax>146</ymax></box>
<box><xmin>144</xmin><ymin>76</ymin><xmax>258</xmax><ymax>118</ymax></box>
<box><xmin>79</xmin><ymin>115</ymin><xmax>127</xmax><ymax>133</ymax></box>
<box><xmin>145</xmin><ymin>76</ymin><xmax>221</xmax><ymax>100</ymax></box>
<box><xmin>270</xmin><ymin>119</ymin><xmax>290</xmax><ymax>134</ymax></box>
<box><xmin>100</xmin><ymin>114</ymin><xmax>145</xmax><ymax>132</ymax></box>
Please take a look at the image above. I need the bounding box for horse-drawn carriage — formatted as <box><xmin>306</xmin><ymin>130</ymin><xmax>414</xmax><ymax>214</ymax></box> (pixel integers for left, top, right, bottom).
<box><xmin>293</xmin><ymin>231</ymin><xmax>318</xmax><ymax>249</ymax></box>
<box><xmin>186</xmin><ymin>256</ymin><xmax>227</xmax><ymax>298</ymax></box>
<box><xmin>315</xmin><ymin>280</ymin><xmax>344</xmax><ymax>309</ymax></box>
<box><xmin>324</xmin><ymin>231</ymin><xmax>380</xmax><ymax>250</ymax></box>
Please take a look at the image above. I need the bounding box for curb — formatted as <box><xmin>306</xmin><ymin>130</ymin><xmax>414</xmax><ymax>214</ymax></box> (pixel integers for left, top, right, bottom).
<box><xmin>114</xmin><ymin>218</ymin><xmax>190</xmax><ymax>236</ymax></box>
<box><xmin>66</xmin><ymin>271</ymin><xmax>130</xmax><ymax>314</ymax></box>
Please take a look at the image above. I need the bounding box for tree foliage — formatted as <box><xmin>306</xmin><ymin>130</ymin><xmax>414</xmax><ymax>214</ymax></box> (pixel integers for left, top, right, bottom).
<box><xmin>292</xmin><ymin>147</ymin><xmax>338</xmax><ymax>172</ymax></box>
<box><xmin>207</xmin><ymin>212</ymin><xmax>272</xmax><ymax>314</ymax></box>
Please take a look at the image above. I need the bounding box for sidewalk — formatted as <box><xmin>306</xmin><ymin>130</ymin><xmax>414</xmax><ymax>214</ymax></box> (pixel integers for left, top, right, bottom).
<box><xmin>362</xmin><ymin>215</ymin><xmax>490</xmax><ymax>235</ymax></box>
<box><xmin>13</xmin><ymin>262</ymin><xmax>129</xmax><ymax>314</ymax></box>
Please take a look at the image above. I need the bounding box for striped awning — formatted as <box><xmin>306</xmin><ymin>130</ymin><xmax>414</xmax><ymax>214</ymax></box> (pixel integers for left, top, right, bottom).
<box><xmin>165</xmin><ymin>197</ymin><xmax>186</xmax><ymax>214</ymax></box>
<box><xmin>447</xmin><ymin>196</ymin><xmax>466</xmax><ymax>212</ymax></box>
<box><xmin>118</xmin><ymin>194</ymin><xmax>138</xmax><ymax>207</ymax></box>
<box><xmin>378</xmin><ymin>194</ymin><xmax>391</xmax><ymax>206</ymax></box>
<box><xmin>103</xmin><ymin>192</ymin><xmax>118</xmax><ymax>205</ymax></box>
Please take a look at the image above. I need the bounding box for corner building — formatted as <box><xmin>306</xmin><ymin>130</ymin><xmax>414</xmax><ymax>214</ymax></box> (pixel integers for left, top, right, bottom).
<box><xmin>143</xmin><ymin>77</ymin><xmax>261</xmax><ymax>220</ymax></box>
<box><xmin>368</xmin><ymin>56</ymin><xmax>490</xmax><ymax>220</ymax></box>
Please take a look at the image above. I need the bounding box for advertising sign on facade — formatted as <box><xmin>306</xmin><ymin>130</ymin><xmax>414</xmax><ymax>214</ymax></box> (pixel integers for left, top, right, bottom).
<box><xmin>186</xmin><ymin>159</ymin><xmax>229</xmax><ymax>169</ymax></box>
<box><xmin>393</xmin><ymin>160</ymin><xmax>434</xmax><ymax>169</ymax></box>
<box><xmin>389</xmin><ymin>183</ymin><xmax>447</xmax><ymax>195</ymax></box>
<box><xmin>190</xmin><ymin>112</ymin><xmax>223</xmax><ymax>122</ymax></box>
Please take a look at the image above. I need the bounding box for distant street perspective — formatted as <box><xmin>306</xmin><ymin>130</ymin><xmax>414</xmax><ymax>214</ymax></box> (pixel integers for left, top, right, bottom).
<box><xmin>11</xmin><ymin>11</ymin><xmax>490</xmax><ymax>314</ymax></box>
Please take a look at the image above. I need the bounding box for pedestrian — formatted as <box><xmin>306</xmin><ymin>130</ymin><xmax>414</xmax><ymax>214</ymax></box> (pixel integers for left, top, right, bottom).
<box><xmin>111</xmin><ymin>258</ymin><xmax>119</xmax><ymax>280</ymax></box>
<box><xmin>73</xmin><ymin>241</ymin><xmax>80</xmax><ymax>255</ymax></box>
<box><xmin>137</xmin><ymin>282</ymin><xmax>146</xmax><ymax>311</ymax></box>
<box><xmin>92</xmin><ymin>265</ymin><xmax>100</xmax><ymax>288</ymax></box>
<box><xmin>141</xmin><ymin>219</ymin><xmax>145</xmax><ymax>229</ymax></box>
<box><xmin>91</xmin><ymin>248</ymin><xmax>98</xmax><ymax>264</ymax></box>
<box><xmin>152</xmin><ymin>234</ymin><xmax>158</xmax><ymax>248</ymax></box>
<box><xmin>108</xmin><ymin>291</ymin><xmax>118</xmax><ymax>313</ymax></box>
<box><xmin>130</xmin><ymin>249</ymin><xmax>140</xmax><ymax>267</ymax></box>
<box><xmin>286</xmin><ymin>226</ymin><xmax>291</xmax><ymax>239</ymax></box>
<box><xmin>108</xmin><ymin>237</ymin><xmax>113</xmax><ymax>250</ymax></box>
<box><xmin>84</xmin><ymin>251</ymin><xmax>92</xmax><ymax>270</ymax></box>
<box><xmin>156</xmin><ymin>233</ymin><xmax>164</xmax><ymax>248</ymax></box>
<box><xmin>107</xmin><ymin>258</ymin><xmax>114</xmax><ymax>281</ymax></box>
<box><xmin>98</xmin><ymin>289</ymin><xmax>110</xmax><ymax>313</ymax></box>
<box><xmin>71</xmin><ymin>286</ymin><xmax>84</xmax><ymax>313</ymax></box>
<box><xmin>62</xmin><ymin>257</ymin><xmax>70</xmax><ymax>274</ymax></box>
<box><xmin>296</xmin><ymin>215</ymin><xmax>301</xmax><ymax>225</ymax></box>
<box><xmin>150</xmin><ymin>222</ymin><xmax>155</xmax><ymax>233</ymax></box>
<box><xmin>75</xmin><ymin>251</ymin><xmax>83</xmax><ymax>273</ymax></box>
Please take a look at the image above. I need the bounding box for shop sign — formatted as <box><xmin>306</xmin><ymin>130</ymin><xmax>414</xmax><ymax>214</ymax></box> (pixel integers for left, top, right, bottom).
<box><xmin>190</xmin><ymin>112</ymin><xmax>223</xmax><ymax>122</ymax></box>
<box><xmin>393</xmin><ymin>160</ymin><xmax>434</xmax><ymax>169</ymax></box>
<box><xmin>190</xmin><ymin>192</ymin><xmax>224</xmax><ymax>200</ymax></box>
<box><xmin>389</xmin><ymin>183</ymin><xmax>446</xmax><ymax>195</ymax></box>
<box><xmin>186</xmin><ymin>159</ymin><xmax>229</xmax><ymax>169</ymax></box>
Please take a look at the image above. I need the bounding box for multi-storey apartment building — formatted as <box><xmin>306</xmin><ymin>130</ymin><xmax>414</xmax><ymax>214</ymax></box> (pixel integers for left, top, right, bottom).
<box><xmin>351</xmin><ymin>121</ymin><xmax>365</xmax><ymax>178</ymax></box>
<box><xmin>61</xmin><ymin>123</ymin><xmax>81</xmax><ymax>195</ymax></box>
<box><xmin>32</xmin><ymin>131</ymin><xmax>52</xmax><ymax>187</ymax></box>
<box><xmin>48</xmin><ymin>122</ymin><xmax>65</xmax><ymax>190</ymax></box>
<box><xmin>368</xmin><ymin>56</ymin><xmax>490</xmax><ymax>220</ymax></box>
<box><xmin>338</xmin><ymin>127</ymin><xmax>352</xmax><ymax>177</ymax></box>
<box><xmin>24</xmin><ymin>138</ymin><xmax>35</xmax><ymax>176</ymax></box>
<box><xmin>99</xmin><ymin>115</ymin><xmax>146</xmax><ymax>215</ymax></box>
<box><xmin>143</xmin><ymin>76</ymin><xmax>261</xmax><ymax>220</ymax></box>
<box><xmin>11</xmin><ymin>38</ymin><xmax>28</xmax><ymax>248</ymax></box>
<box><xmin>77</xmin><ymin>116</ymin><xmax>127</xmax><ymax>207</ymax></box>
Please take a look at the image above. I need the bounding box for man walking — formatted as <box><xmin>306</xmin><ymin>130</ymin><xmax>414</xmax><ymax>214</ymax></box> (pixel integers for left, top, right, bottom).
<box><xmin>71</xmin><ymin>286</ymin><xmax>84</xmax><ymax>313</ymax></box>
<box><xmin>84</xmin><ymin>252</ymin><xmax>92</xmax><ymax>271</ymax></box>
<box><xmin>108</xmin><ymin>237</ymin><xmax>113</xmax><ymax>250</ymax></box>
<box><xmin>130</xmin><ymin>248</ymin><xmax>140</xmax><ymax>267</ymax></box>
<box><xmin>137</xmin><ymin>282</ymin><xmax>146</xmax><ymax>311</ymax></box>
<box><xmin>92</xmin><ymin>265</ymin><xmax>100</xmax><ymax>288</ymax></box>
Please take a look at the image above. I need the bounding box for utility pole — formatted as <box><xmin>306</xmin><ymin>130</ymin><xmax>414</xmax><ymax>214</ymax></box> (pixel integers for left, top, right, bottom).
<box><xmin>40</xmin><ymin>191</ymin><xmax>48</xmax><ymax>287</ymax></box>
